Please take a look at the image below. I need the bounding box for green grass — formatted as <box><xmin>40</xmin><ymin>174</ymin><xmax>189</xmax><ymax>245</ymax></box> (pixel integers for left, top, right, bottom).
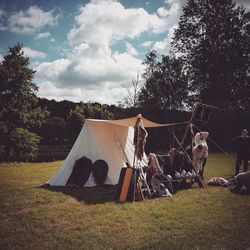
<box><xmin>0</xmin><ymin>154</ymin><xmax>250</xmax><ymax>250</ymax></box>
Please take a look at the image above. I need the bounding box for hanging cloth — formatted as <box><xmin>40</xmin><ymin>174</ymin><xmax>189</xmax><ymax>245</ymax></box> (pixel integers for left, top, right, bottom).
<box><xmin>133</xmin><ymin>114</ymin><xmax>148</xmax><ymax>161</ymax></box>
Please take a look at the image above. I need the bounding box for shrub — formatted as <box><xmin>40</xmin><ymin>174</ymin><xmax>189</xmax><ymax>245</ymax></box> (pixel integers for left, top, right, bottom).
<box><xmin>9</xmin><ymin>128</ymin><xmax>41</xmax><ymax>162</ymax></box>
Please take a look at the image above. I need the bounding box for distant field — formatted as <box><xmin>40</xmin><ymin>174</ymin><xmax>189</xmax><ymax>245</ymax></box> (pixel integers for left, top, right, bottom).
<box><xmin>0</xmin><ymin>153</ymin><xmax>250</xmax><ymax>250</ymax></box>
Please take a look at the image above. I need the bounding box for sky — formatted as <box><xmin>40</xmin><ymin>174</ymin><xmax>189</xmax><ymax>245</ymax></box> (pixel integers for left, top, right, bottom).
<box><xmin>0</xmin><ymin>0</ymin><xmax>249</xmax><ymax>105</ymax></box>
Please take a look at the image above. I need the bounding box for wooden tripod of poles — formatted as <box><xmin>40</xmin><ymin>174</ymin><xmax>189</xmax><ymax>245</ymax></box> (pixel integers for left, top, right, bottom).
<box><xmin>173</xmin><ymin>133</ymin><xmax>207</xmax><ymax>188</ymax></box>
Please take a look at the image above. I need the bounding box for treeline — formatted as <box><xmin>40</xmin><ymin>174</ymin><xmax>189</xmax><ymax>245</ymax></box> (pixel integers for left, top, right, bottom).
<box><xmin>36</xmin><ymin>98</ymin><xmax>117</xmax><ymax>145</ymax></box>
<box><xmin>36</xmin><ymin>98</ymin><xmax>250</xmax><ymax>154</ymax></box>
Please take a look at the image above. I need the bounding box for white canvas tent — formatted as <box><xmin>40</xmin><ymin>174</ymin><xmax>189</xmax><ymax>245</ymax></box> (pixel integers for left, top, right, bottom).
<box><xmin>48</xmin><ymin>115</ymin><xmax>167</xmax><ymax>187</ymax></box>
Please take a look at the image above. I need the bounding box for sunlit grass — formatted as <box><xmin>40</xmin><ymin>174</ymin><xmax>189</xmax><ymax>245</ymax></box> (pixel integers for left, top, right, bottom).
<box><xmin>0</xmin><ymin>154</ymin><xmax>250</xmax><ymax>249</ymax></box>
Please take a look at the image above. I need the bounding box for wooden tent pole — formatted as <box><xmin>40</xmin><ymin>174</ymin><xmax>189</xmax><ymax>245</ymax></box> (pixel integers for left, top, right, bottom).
<box><xmin>173</xmin><ymin>133</ymin><xmax>207</xmax><ymax>188</ymax></box>
<box><xmin>181</xmin><ymin>103</ymin><xmax>198</xmax><ymax>145</ymax></box>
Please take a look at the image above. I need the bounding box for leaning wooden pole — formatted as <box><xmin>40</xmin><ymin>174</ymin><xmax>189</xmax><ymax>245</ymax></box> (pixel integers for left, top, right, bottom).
<box><xmin>173</xmin><ymin>133</ymin><xmax>207</xmax><ymax>188</ymax></box>
<box><xmin>181</xmin><ymin>103</ymin><xmax>198</xmax><ymax>145</ymax></box>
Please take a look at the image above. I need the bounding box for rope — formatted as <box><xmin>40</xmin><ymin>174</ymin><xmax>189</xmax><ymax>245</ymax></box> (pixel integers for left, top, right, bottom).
<box><xmin>164</xmin><ymin>121</ymin><xmax>190</xmax><ymax>127</ymax></box>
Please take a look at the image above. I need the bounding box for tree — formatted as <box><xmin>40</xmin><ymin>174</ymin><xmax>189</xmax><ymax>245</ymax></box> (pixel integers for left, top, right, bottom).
<box><xmin>123</xmin><ymin>73</ymin><xmax>143</xmax><ymax>108</ymax></box>
<box><xmin>139</xmin><ymin>51</ymin><xmax>190</xmax><ymax>113</ymax></box>
<box><xmin>38</xmin><ymin>116</ymin><xmax>68</xmax><ymax>145</ymax></box>
<box><xmin>0</xmin><ymin>43</ymin><xmax>48</xmax><ymax>161</ymax></box>
<box><xmin>172</xmin><ymin>0</ymin><xmax>250</xmax><ymax>110</ymax></box>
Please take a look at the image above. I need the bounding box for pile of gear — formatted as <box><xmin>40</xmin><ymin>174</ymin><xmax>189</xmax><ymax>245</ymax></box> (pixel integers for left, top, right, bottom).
<box><xmin>207</xmin><ymin>171</ymin><xmax>250</xmax><ymax>194</ymax></box>
<box><xmin>145</xmin><ymin>149</ymin><xmax>200</xmax><ymax>198</ymax></box>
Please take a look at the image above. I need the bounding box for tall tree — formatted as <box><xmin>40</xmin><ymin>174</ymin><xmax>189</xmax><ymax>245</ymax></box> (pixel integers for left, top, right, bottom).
<box><xmin>139</xmin><ymin>51</ymin><xmax>189</xmax><ymax>112</ymax></box>
<box><xmin>172</xmin><ymin>0</ymin><xmax>250</xmax><ymax>110</ymax></box>
<box><xmin>0</xmin><ymin>43</ymin><xmax>48</xmax><ymax>161</ymax></box>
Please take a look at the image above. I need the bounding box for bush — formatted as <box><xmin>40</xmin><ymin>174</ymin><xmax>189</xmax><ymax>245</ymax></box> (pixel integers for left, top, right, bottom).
<box><xmin>9</xmin><ymin>128</ymin><xmax>41</xmax><ymax>162</ymax></box>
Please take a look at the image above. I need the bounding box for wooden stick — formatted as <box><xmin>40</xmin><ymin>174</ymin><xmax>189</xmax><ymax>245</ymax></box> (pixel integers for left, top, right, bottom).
<box><xmin>114</xmin><ymin>132</ymin><xmax>132</xmax><ymax>167</ymax></box>
<box><xmin>173</xmin><ymin>133</ymin><xmax>207</xmax><ymax>188</ymax></box>
<box><xmin>181</xmin><ymin>103</ymin><xmax>198</xmax><ymax>145</ymax></box>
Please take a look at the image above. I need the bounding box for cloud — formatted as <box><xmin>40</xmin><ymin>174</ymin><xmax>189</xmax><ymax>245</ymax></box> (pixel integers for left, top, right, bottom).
<box><xmin>158</xmin><ymin>0</ymin><xmax>187</xmax><ymax>27</ymax></box>
<box><xmin>0</xmin><ymin>53</ymin><xmax>3</xmax><ymax>62</ymax></box>
<box><xmin>35</xmin><ymin>42</ymin><xmax>144</xmax><ymax>104</ymax></box>
<box><xmin>35</xmin><ymin>0</ymin><xmax>187</xmax><ymax>104</ymax></box>
<box><xmin>150</xmin><ymin>0</ymin><xmax>187</xmax><ymax>55</ymax></box>
<box><xmin>236</xmin><ymin>0</ymin><xmax>250</xmax><ymax>12</ymax></box>
<box><xmin>68</xmin><ymin>0</ymin><xmax>168</xmax><ymax>48</ymax></box>
<box><xmin>153</xmin><ymin>25</ymin><xmax>177</xmax><ymax>54</ymax></box>
<box><xmin>35</xmin><ymin>32</ymin><xmax>51</xmax><ymax>40</ymax></box>
<box><xmin>36</xmin><ymin>43</ymin><xmax>144</xmax><ymax>88</ymax></box>
<box><xmin>31</xmin><ymin>60</ymin><xmax>42</xmax><ymax>68</ymax></box>
<box><xmin>141</xmin><ymin>41</ymin><xmax>153</xmax><ymax>48</ymax></box>
<box><xmin>8</xmin><ymin>6</ymin><xmax>59</xmax><ymax>34</ymax></box>
<box><xmin>22</xmin><ymin>47</ymin><xmax>46</xmax><ymax>58</ymax></box>
<box><xmin>37</xmin><ymin>81</ymin><xmax>128</xmax><ymax>104</ymax></box>
<box><xmin>36</xmin><ymin>0</ymin><xmax>170</xmax><ymax>104</ymax></box>
<box><xmin>125</xmin><ymin>42</ymin><xmax>138</xmax><ymax>56</ymax></box>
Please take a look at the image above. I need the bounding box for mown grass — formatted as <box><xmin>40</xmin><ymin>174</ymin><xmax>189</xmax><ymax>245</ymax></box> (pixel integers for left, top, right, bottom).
<box><xmin>0</xmin><ymin>153</ymin><xmax>250</xmax><ymax>250</ymax></box>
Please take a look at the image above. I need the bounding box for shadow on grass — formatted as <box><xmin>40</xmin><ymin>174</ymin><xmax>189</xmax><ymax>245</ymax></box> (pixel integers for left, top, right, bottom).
<box><xmin>40</xmin><ymin>181</ymin><xmax>200</xmax><ymax>205</ymax></box>
<box><xmin>40</xmin><ymin>184</ymin><xmax>117</xmax><ymax>204</ymax></box>
<box><xmin>231</xmin><ymin>189</ymin><xmax>250</xmax><ymax>196</ymax></box>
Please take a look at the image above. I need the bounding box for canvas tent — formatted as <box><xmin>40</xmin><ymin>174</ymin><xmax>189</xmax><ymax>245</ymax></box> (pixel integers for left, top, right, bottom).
<box><xmin>48</xmin><ymin>115</ymin><xmax>167</xmax><ymax>187</ymax></box>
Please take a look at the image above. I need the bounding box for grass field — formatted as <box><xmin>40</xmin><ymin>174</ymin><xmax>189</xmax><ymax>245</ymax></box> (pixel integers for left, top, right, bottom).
<box><xmin>0</xmin><ymin>153</ymin><xmax>250</xmax><ymax>250</ymax></box>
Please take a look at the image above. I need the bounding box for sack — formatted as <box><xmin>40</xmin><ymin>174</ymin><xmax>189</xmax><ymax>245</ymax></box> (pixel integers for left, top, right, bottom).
<box><xmin>93</xmin><ymin>160</ymin><xmax>109</xmax><ymax>186</ymax></box>
<box><xmin>207</xmin><ymin>177</ymin><xmax>229</xmax><ymax>187</ymax></box>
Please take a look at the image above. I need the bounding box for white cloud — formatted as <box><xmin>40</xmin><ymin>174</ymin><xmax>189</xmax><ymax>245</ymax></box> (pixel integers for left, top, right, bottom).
<box><xmin>0</xmin><ymin>53</ymin><xmax>3</xmax><ymax>62</ymax></box>
<box><xmin>8</xmin><ymin>6</ymin><xmax>59</xmax><ymax>34</ymax></box>
<box><xmin>35</xmin><ymin>32</ymin><xmax>51</xmax><ymax>40</ymax></box>
<box><xmin>35</xmin><ymin>0</ymin><xmax>188</xmax><ymax>104</ymax></box>
<box><xmin>158</xmin><ymin>0</ymin><xmax>187</xmax><ymax>27</ymax></box>
<box><xmin>38</xmin><ymin>81</ymin><xmax>84</xmax><ymax>102</ymax></box>
<box><xmin>36</xmin><ymin>59</ymin><xmax>71</xmax><ymax>82</ymax></box>
<box><xmin>125</xmin><ymin>42</ymin><xmax>138</xmax><ymax>56</ymax></box>
<box><xmin>36</xmin><ymin>43</ymin><xmax>144</xmax><ymax>88</ymax></box>
<box><xmin>236</xmin><ymin>0</ymin><xmax>250</xmax><ymax>12</ymax></box>
<box><xmin>22</xmin><ymin>47</ymin><xmax>46</xmax><ymax>58</ymax></box>
<box><xmin>68</xmin><ymin>0</ymin><xmax>168</xmax><ymax>48</ymax></box>
<box><xmin>153</xmin><ymin>25</ymin><xmax>177</xmax><ymax>54</ymax></box>
<box><xmin>38</xmin><ymin>81</ymin><xmax>128</xmax><ymax>104</ymax></box>
<box><xmin>36</xmin><ymin>0</ymin><xmax>169</xmax><ymax>104</ymax></box>
<box><xmin>141</xmin><ymin>41</ymin><xmax>153</xmax><ymax>48</ymax></box>
<box><xmin>31</xmin><ymin>60</ymin><xmax>41</xmax><ymax>68</ymax></box>
<box><xmin>35</xmin><ymin>42</ymin><xmax>145</xmax><ymax>104</ymax></box>
<box><xmin>151</xmin><ymin>0</ymin><xmax>187</xmax><ymax>55</ymax></box>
